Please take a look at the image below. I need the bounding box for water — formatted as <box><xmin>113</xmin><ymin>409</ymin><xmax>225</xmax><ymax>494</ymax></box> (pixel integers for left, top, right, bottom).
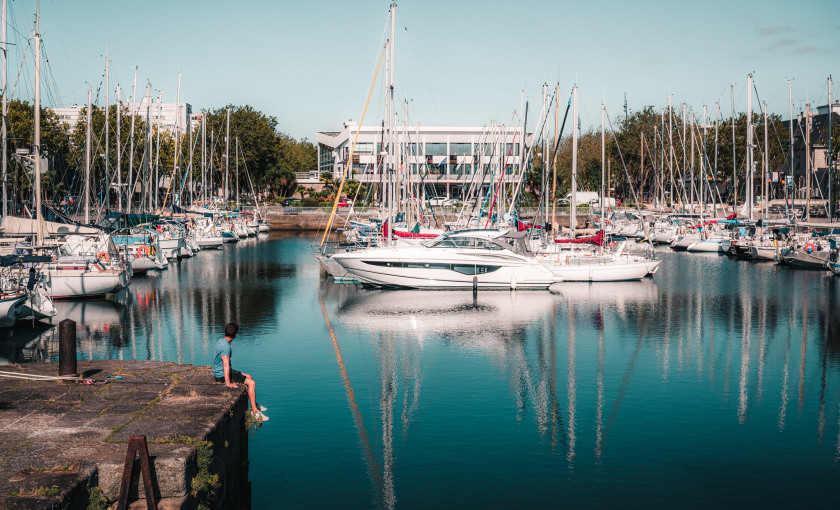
<box><xmin>3</xmin><ymin>234</ymin><xmax>840</xmax><ymax>508</ymax></box>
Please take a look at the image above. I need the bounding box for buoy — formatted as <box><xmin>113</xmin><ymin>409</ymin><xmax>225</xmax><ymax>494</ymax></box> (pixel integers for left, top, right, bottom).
<box><xmin>97</xmin><ymin>252</ymin><xmax>110</xmax><ymax>264</ymax></box>
<box><xmin>805</xmin><ymin>243</ymin><xmax>815</xmax><ymax>253</ymax></box>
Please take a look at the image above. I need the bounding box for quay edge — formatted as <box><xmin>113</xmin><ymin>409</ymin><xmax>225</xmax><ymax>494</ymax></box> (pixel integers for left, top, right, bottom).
<box><xmin>0</xmin><ymin>360</ymin><xmax>252</xmax><ymax>510</ymax></box>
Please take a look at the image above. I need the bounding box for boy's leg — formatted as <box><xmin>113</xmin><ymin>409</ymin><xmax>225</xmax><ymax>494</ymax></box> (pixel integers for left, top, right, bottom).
<box><xmin>244</xmin><ymin>375</ymin><xmax>257</xmax><ymax>411</ymax></box>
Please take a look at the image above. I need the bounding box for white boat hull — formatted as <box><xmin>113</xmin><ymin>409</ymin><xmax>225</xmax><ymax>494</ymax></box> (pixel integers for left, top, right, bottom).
<box><xmin>0</xmin><ymin>293</ymin><xmax>28</xmax><ymax>327</ymax></box>
<box><xmin>46</xmin><ymin>267</ymin><xmax>129</xmax><ymax>299</ymax></box>
<box><xmin>334</xmin><ymin>249</ymin><xmax>555</xmax><ymax>289</ymax></box>
<box><xmin>545</xmin><ymin>258</ymin><xmax>658</xmax><ymax>282</ymax></box>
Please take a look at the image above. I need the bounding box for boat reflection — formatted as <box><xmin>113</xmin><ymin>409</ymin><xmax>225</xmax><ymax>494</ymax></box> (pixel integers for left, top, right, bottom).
<box><xmin>320</xmin><ymin>258</ymin><xmax>840</xmax><ymax>501</ymax></box>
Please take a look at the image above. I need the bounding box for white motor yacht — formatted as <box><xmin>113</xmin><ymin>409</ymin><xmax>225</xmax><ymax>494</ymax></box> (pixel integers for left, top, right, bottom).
<box><xmin>333</xmin><ymin>230</ymin><xmax>557</xmax><ymax>289</ymax></box>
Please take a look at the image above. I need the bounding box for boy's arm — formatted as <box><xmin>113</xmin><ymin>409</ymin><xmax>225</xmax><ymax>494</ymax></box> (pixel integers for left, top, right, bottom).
<box><xmin>222</xmin><ymin>355</ymin><xmax>236</xmax><ymax>388</ymax></box>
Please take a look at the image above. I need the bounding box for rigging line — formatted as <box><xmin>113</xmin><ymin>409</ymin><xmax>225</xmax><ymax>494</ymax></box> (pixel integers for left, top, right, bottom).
<box><xmin>604</xmin><ymin>106</ymin><xmax>653</xmax><ymax>246</ymax></box>
<box><xmin>319</xmin><ymin>44</ymin><xmax>385</xmax><ymax>248</ymax></box>
<box><xmin>398</xmin><ymin>13</ymin><xmax>443</xmax><ymax>125</ymax></box>
<box><xmin>8</xmin><ymin>35</ymin><xmax>31</xmax><ymax>102</ymax></box>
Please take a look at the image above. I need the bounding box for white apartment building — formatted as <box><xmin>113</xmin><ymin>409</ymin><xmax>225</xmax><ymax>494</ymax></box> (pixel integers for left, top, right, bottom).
<box><xmin>52</xmin><ymin>97</ymin><xmax>192</xmax><ymax>133</ymax></box>
<box><xmin>315</xmin><ymin>122</ymin><xmax>533</xmax><ymax>199</ymax></box>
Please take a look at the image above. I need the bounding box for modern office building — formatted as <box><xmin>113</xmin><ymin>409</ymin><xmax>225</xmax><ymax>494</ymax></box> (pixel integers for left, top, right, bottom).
<box><xmin>52</xmin><ymin>97</ymin><xmax>192</xmax><ymax>134</ymax></box>
<box><xmin>315</xmin><ymin>122</ymin><xmax>533</xmax><ymax>199</ymax></box>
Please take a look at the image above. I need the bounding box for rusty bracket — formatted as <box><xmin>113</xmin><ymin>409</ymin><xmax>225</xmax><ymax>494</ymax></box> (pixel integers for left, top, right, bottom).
<box><xmin>116</xmin><ymin>435</ymin><xmax>158</xmax><ymax>510</ymax></box>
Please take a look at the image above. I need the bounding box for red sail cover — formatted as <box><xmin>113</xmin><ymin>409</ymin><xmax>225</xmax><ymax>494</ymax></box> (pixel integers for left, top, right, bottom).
<box><xmin>554</xmin><ymin>229</ymin><xmax>605</xmax><ymax>246</ymax></box>
<box><xmin>381</xmin><ymin>222</ymin><xmax>438</xmax><ymax>239</ymax></box>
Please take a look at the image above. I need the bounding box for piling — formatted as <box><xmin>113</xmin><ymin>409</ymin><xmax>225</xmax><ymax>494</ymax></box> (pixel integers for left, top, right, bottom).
<box><xmin>58</xmin><ymin>318</ymin><xmax>77</xmax><ymax>376</ymax></box>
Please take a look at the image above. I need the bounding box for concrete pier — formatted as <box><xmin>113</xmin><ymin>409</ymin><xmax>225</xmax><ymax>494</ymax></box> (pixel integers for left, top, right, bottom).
<box><xmin>0</xmin><ymin>360</ymin><xmax>251</xmax><ymax>509</ymax></box>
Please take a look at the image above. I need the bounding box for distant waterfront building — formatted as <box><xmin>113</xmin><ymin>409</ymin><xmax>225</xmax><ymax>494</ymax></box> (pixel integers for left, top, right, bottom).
<box><xmin>784</xmin><ymin>101</ymin><xmax>839</xmax><ymax>199</ymax></box>
<box><xmin>52</xmin><ymin>97</ymin><xmax>193</xmax><ymax>133</ymax></box>
<box><xmin>315</xmin><ymin>122</ymin><xmax>533</xmax><ymax>199</ymax></box>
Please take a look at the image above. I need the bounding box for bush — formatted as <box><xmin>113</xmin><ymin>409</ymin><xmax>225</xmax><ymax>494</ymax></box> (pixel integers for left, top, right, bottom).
<box><xmin>300</xmin><ymin>198</ymin><xmax>319</xmax><ymax>207</ymax></box>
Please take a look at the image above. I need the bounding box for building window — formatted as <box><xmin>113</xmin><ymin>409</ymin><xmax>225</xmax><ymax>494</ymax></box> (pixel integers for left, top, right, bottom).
<box><xmin>450</xmin><ymin>143</ymin><xmax>471</xmax><ymax>155</ymax></box>
<box><xmin>426</xmin><ymin>143</ymin><xmax>447</xmax><ymax>156</ymax></box>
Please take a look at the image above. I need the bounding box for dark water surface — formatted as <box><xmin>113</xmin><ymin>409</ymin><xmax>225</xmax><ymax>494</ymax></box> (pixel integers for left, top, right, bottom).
<box><xmin>4</xmin><ymin>233</ymin><xmax>840</xmax><ymax>508</ymax></box>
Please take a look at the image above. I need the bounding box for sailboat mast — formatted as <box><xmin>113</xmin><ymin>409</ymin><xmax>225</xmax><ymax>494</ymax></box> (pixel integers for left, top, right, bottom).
<box><xmin>746</xmin><ymin>73</ymin><xmax>753</xmax><ymax>221</ymax></box>
<box><xmin>105</xmin><ymin>57</ymin><xmax>110</xmax><ymax>212</ymax></box>
<box><xmin>33</xmin><ymin>0</ymin><xmax>43</xmax><ymax>242</ymax></box>
<box><xmin>127</xmin><ymin>67</ymin><xmax>137</xmax><ymax>214</ymax></box>
<box><xmin>225</xmin><ymin>108</ymin><xmax>230</xmax><ymax>205</ymax></box>
<box><xmin>84</xmin><ymin>85</ymin><xmax>91</xmax><ymax>224</ymax></box>
<box><xmin>728</xmin><ymin>86</ymin><xmax>735</xmax><ymax>215</ymax></box>
<box><xmin>1</xmin><ymin>0</ymin><xmax>7</xmax><ymax>219</ymax></box>
<box><xmin>669</xmin><ymin>96</ymin><xmax>674</xmax><ymax>208</ymax></box>
<box><xmin>201</xmin><ymin>115</ymin><xmax>206</xmax><ymax>205</ymax></box>
<box><xmin>805</xmin><ymin>102</ymin><xmax>811</xmax><ymax>222</ymax></box>
<box><xmin>387</xmin><ymin>2</ymin><xmax>395</xmax><ymax>245</ymax></box>
<box><xmin>116</xmin><ymin>84</ymin><xmax>121</xmax><ymax>212</ymax></box>
<box><xmin>829</xmin><ymin>76</ymin><xmax>833</xmax><ymax>222</ymax></box>
<box><xmin>552</xmin><ymin>82</ymin><xmax>559</xmax><ymax>230</ymax></box>
<box><xmin>235</xmin><ymin>137</ymin><xmax>239</xmax><ymax>210</ymax></box>
<box><xmin>173</xmin><ymin>73</ymin><xmax>181</xmax><ymax>211</ymax></box>
<box><xmin>763</xmin><ymin>101</ymin><xmax>768</xmax><ymax>220</ymax></box>
<box><xmin>714</xmin><ymin>101</ymin><xmax>719</xmax><ymax>215</ymax></box>
<box><xmin>600</xmin><ymin>102</ymin><xmax>605</xmax><ymax>252</ymax></box>
<box><xmin>155</xmin><ymin>91</ymin><xmax>162</xmax><ymax>211</ymax></box>
<box><xmin>571</xmin><ymin>85</ymin><xmax>578</xmax><ymax>236</ymax></box>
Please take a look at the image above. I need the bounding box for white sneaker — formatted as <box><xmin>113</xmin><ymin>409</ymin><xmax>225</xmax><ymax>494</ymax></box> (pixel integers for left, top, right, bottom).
<box><xmin>251</xmin><ymin>409</ymin><xmax>269</xmax><ymax>422</ymax></box>
<box><xmin>257</xmin><ymin>403</ymin><xmax>268</xmax><ymax>412</ymax></box>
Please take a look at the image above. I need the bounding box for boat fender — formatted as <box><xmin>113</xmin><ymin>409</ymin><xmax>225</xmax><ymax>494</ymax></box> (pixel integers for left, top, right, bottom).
<box><xmin>150</xmin><ymin>246</ymin><xmax>157</xmax><ymax>256</ymax></box>
<box><xmin>97</xmin><ymin>252</ymin><xmax>110</xmax><ymax>264</ymax></box>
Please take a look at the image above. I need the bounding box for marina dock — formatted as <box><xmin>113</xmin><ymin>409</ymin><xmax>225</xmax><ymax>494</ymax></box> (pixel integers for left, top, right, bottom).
<box><xmin>0</xmin><ymin>360</ymin><xmax>250</xmax><ymax>509</ymax></box>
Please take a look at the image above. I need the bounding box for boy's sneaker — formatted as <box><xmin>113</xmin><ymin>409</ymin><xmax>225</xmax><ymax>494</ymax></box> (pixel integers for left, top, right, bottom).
<box><xmin>251</xmin><ymin>409</ymin><xmax>269</xmax><ymax>422</ymax></box>
<box><xmin>257</xmin><ymin>403</ymin><xmax>268</xmax><ymax>412</ymax></box>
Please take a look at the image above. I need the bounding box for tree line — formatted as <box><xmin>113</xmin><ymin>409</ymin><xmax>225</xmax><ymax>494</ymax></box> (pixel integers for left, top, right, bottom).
<box><xmin>526</xmin><ymin>105</ymin><xmax>840</xmax><ymax>207</ymax></box>
<box><xmin>1</xmin><ymin>100</ymin><xmax>316</xmax><ymax>213</ymax></box>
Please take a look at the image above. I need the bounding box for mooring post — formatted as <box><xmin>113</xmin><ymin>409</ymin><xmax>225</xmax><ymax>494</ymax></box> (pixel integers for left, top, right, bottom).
<box><xmin>58</xmin><ymin>318</ymin><xmax>77</xmax><ymax>376</ymax></box>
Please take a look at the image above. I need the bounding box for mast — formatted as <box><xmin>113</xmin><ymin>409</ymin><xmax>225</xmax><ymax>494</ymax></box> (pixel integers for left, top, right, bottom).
<box><xmin>155</xmin><ymin>91</ymin><xmax>162</xmax><ymax>211</ymax></box>
<box><xmin>730</xmin><ymin>85</ymin><xmax>736</xmax><ymax>215</ymax></box>
<box><xmin>386</xmin><ymin>2</ymin><xmax>395</xmax><ymax>245</ymax></box>
<box><xmin>829</xmin><ymin>76</ymin><xmax>834</xmax><ymax>221</ymax></box>
<box><xmin>805</xmin><ymin>102</ymin><xmax>811</xmax><ymax>222</ymax></box>
<box><xmin>116</xmin><ymin>84</ymin><xmax>121</xmax><ymax>212</ymax></box>
<box><xmin>600</xmin><ymin>102</ymin><xmax>605</xmax><ymax>251</ymax></box>
<box><xmin>143</xmin><ymin>84</ymin><xmax>151</xmax><ymax>211</ymax></box>
<box><xmin>682</xmin><ymin>103</ymin><xmax>688</xmax><ymax>208</ymax></box>
<box><xmin>571</xmin><ymin>84</ymin><xmax>578</xmax><ymax>236</ymax></box>
<box><xmin>105</xmin><ymin>56</ymin><xmax>110</xmax><ymax>212</ymax></box>
<box><xmin>225</xmin><ymin>108</ymin><xmax>230</xmax><ymax>205</ymax></box>
<box><xmin>201</xmin><ymin>115</ymin><xmax>206</xmax><ymax>205</ymax></box>
<box><xmin>691</xmin><ymin>113</ymin><xmax>697</xmax><ymax>213</ymax></box>
<box><xmin>552</xmin><ymin>82</ymin><xmax>559</xmax><ymax>230</ymax></box>
<box><xmin>33</xmin><ymin>0</ymin><xmax>43</xmax><ymax>242</ymax></box>
<box><xmin>660</xmin><ymin>108</ymin><xmax>665</xmax><ymax>207</ymax></box>
<box><xmin>746</xmin><ymin>73</ymin><xmax>754</xmax><ymax>221</ymax></box>
<box><xmin>714</xmin><ymin>101</ymin><xmax>719</xmax><ymax>215</ymax></box>
<box><xmin>84</xmin><ymin>85</ymin><xmax>91</xmax><ymax>224</ymax></box>
<box><xmin>763</xmin><ymin>101</ymin><xmax>768</xmax><ymax>220</ymax></box>
<box><xmin>1</xmin><ymin>0</ymin><xmax>7</xmax><ymax>218</ymax></box>
<box><xmin>172</xmin><ymin>73</ymin><xmax>182</xmax><ymax>212</ymax></box>
<box><xmin>235</xmin><ymin>137</ymin><xmax>240</xmax><ymax>210</ymax></box>
<box><xmin>127</xmin><ymin>67</ymin><xmax>137</xmax><ymax>214</ymax></box>
<box><xmin>668</xmin><ymin>96</ymin><xmax>674</xmax><ymax>208</ymax></box>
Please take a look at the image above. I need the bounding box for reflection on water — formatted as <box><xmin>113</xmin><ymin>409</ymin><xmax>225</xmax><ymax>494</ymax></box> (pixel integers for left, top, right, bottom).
<box><xmin>319</xmin><ymin>250</ymin><xmax>840</xmax><ymax>508</ymax></box>
<box><xmin>4</xmin><ymin>237</ymin><xmax>839</xmax><ymax>507</ymax></box>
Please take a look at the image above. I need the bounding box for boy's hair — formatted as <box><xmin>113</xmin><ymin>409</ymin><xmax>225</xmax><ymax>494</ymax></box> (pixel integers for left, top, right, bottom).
<box><xmin>225</xmin><ymin>323</ymin><xmax>239</xmax><ymax>339</ymax></box>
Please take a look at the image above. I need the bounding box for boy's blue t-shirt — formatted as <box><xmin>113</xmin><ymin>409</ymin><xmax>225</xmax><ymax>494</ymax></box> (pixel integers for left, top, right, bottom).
<box><xmin>213</xmin><ymin>338</ymin><xmax>232</xmax><ymax>378</ymax></box>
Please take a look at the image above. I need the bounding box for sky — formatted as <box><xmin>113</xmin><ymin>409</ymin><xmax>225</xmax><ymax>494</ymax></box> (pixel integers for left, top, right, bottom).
<box><xmin>9</xmin><ymin>0</ymin><xmax>839</xmax><ymax>140</ymax></box>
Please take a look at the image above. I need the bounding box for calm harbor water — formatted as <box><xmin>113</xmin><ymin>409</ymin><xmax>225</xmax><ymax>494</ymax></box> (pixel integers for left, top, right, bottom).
<box><xmin>3</xmin><ymin>233</ymin><xmax>840</xmax><ymax>508</ymax></box>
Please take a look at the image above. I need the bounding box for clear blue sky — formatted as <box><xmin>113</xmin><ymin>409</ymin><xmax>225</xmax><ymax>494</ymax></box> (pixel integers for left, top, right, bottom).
<box><xmin>10</xmin><ymin>0</ymin><xmax>839</xmax><ymax>140</ymax></box>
